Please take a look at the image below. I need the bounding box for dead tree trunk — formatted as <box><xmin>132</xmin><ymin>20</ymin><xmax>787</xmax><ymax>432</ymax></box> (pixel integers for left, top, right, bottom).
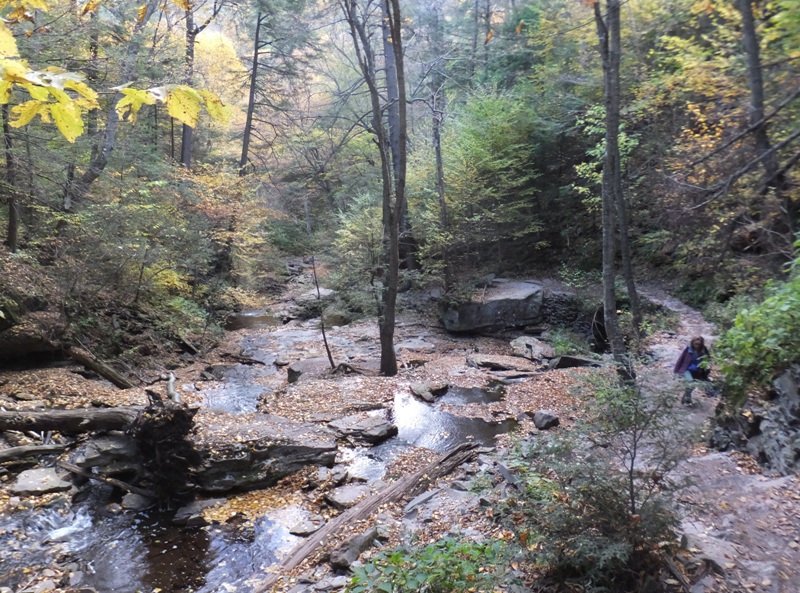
<box><xmin>250</xmin><ymin>443</ymin><xmax>477</xmax><ymax>593</ymax></box>
<box><xmin>0</xmin><ymin>407</ymin><xmax>140</xmax><ymax>433</ymax></box>
<box><xmin>66</xmin><ymin>347</ymin><xmax>136</xmax><ymax>389</ymax></box>
<box><xmin>127</xmin><ymin>393</ymin><xmax>201</xmax><ymax>502</ymax></box>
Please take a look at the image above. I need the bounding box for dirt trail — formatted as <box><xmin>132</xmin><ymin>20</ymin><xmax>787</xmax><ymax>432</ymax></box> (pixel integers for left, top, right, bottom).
<box><xmin>642</xmin><ymin>288</ymin><xmax>800</xmax><ymax>593</ymax></box>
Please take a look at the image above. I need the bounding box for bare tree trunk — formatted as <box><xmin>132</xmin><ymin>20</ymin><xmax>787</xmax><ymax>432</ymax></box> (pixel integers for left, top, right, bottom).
<box><xmin>3</xmin><ymin>104</ymin><xmax>18</xmax><ymax>252</ymax></box>
<box><xmin>180</xmin><ymin>8</ymin><xmax>197</xmax><ymax>168</ymax></box>
<box><xmin>381</xmin><ymin>2</ymin><xmax>415</xmax><ymax>270</ymax></box>
<box><xmin>737</xmin><ymin>0</ymin><xmax>794</xmax><ymax>235</ymax></box>
<box><xmin>341</xmin><ymin>0</ymin><xmax>407</xmax><ymax>376</ymax></box>
<box><xmin>64</xmin><ymin>0</ymin><xmax>159</xmax><ymax>208</ymax></box>
<box><xmin>429</xmin><ymin>4</ymin><xmax>451</xmax><ymax>288</ymax></box>
<box><xmin>470</xmin><ymin>0</ymin><xmax>479</xmax><ymax>85</ymax></box>
<box><xmin>240</xmin><ymin>11</ymin><xmax>264</xmax><ymax>176</ymax></box>
<box><xmin>595</xmin><ymin>0</ymin><xmax>631</xmax><ymax>376</ymax></box>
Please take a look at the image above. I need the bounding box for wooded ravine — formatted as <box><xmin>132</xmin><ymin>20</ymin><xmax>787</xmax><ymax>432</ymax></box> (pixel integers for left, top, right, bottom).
<box><xmin>1</xmin><ymin>1</ymin><xmax>800</xmax><ymax>592</ymax></box>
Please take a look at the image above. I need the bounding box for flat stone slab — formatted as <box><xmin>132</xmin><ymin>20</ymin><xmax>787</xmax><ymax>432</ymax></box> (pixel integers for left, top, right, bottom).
<box><xmin>11</xmin><ymin>467</ymin><xmax>72</xmax><ymax>496</ymax></box>
<box><xmin>325</xmin><ymin>484</ymin><xmax>370</xmax><ymax>510</ymax></box>
<box><xmin>193</xmin><ymin>413</ymin><xmax>337</xmax><ymax>493</ymax></box>
<box><xmin>396</xmin><ymin>337</ymin><xmax>436</xmax><ymax>353</ymax></box>
<box><xmin>328</xmin><ymin>410</ymin><xmax>397</xmax><ymax>444</ymax></box>
<box><xmin>467</xmin><ymin>354</ymin><xmax>538</xmax><ymax>372</ymax></box>
<box><xmin>510</xmin><ymin>336</ymin><xmax>554</xmax><ymax>360</ymax></box>
<box><xmin>287</xmin><ymin>357</ymin><xmax>332</xmax><ymax>383</ymax></box>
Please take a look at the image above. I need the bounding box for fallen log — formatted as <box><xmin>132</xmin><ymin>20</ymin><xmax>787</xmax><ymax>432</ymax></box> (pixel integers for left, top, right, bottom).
<box><xmin>58</xmin><ymin>460</ymin><xmax>153</xmax><ymax>498</ymax></box>
<box><xmin>250</xmin><ymin>443</ymin><xmax>478</xmax><ymax>593</ymax></box>
<box><xmin>0</xmin><ymin>444</ymin><xmax>66</xmax><ymax>462</ymax></box>
<box><xmin>0</xmin><ymin>407</ymin><xmax>140</xmax><ymax>434</ymax></box>
<box><xmin>67</xmin><ymin>346</ymin><xmax>136</xmax><ymax>389</ymax></box>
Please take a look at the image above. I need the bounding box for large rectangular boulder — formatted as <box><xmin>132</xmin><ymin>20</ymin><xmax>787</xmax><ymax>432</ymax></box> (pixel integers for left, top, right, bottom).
<box><xmin>440</xmin><ymin>279</ymin><xmax>544</xmax><ymax>333</ymax></box>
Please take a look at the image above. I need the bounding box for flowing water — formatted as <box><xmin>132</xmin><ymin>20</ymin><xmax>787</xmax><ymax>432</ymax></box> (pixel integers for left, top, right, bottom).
<box><xmin>0</xmin><ymin>317</ymin><xmax>517</xmax><ymax>592</ymax></box>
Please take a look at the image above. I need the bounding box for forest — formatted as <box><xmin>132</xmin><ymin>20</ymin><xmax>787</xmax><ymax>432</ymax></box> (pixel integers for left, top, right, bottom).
<box><xmin>1</xmin><ymin>0</ymin><xmax>800</xmax><ymax>592</ymax></box>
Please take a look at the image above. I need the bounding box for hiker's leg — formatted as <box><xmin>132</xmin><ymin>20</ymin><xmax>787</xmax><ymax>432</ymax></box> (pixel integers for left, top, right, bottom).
<box><xmin>682</xmin><ymin>371</ymin><xmax>694</xmax><ymax>404</ymax></box>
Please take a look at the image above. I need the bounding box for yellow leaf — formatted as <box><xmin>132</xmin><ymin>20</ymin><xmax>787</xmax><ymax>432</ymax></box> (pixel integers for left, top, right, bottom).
<box><xmin>0</xmin><ymin>23</ymin><xmax>19</xmax><ymax>58</ymax></box>
<box><xmin>172</xmin><ymin>0</ymin><xmax>191</xmax><ymax>9</ymax></box>
<box><xmin>115</xmin><ymin>86</ymin><xmax>156</xmax><ymax>123</ymax></box>
<box><xmin>9</xmin><ymin>100</ymin><xmax>44</xmax><ymax>127</ymax></box>
<box><xmin>64</xmin><ymin>79</ymin><xmax>99</xmax><ymax>109</ymax></box>
<box><xmin>6</xmin><ymin>7</ymin><xmax>36</xmax><ymax>24</ymax></box>
<box><xmin>22</xmin><ymin>82</ymin><xmax>49</xmax><ymax>101</ymax></box>
<box><xmin>50</xmin><ymin>101</ymin><xmax>84</xmax><ymax>142</ymax></box>
<box><xmin>137</xmin><ymin>4</ymin><xmax>147</xmax><ymax>22</ymax></box>
<box><xmin>81</xmin><ymin>0</ymin><xmax>101</xmax><ymax>15</ymax></box>
<box><xmin>165</xmin><ymin>85</ymin><xmax>201</xmax><ymax>128</ymax></box>
<box><xmin>0</xmin><ymin>59</ymin><xmax>32</xmax><ymax>84</ymax></box>
<box><xmin>198</xmin><ymin>90</ymin><xmax>230</xmax><ymax>124</ymax></box>
<box><xmin>484</xmin><ymin>30</ymin><xmax>493</xmax><ymax>45</ymax></box>
<box><xmin>516</xmin><ymin>20</ymin><xmax>524</xmax><ymax>34</ymax></box>
<box><xmin>0</xmin><ymin>81</ymin><xmax>12</xmax><ymax>104</ymax></box>
<box><xmin>47</xmin><ymin>87</ymin><xmax>71</xmax><ymax>104</ymax></box>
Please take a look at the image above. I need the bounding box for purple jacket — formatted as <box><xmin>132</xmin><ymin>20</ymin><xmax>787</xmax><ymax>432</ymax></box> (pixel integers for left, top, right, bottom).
<box><xmin>674</xmin><ymin>346</ymin><xmax>709</xmax><ymax>374</ymax></box>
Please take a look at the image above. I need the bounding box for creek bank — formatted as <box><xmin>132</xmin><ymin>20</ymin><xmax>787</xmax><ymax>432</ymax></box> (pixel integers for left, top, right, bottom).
<box><xmin>710</xmin><ymin>363</ymin><xmax>800</xmax><ymax>475</ymax></box>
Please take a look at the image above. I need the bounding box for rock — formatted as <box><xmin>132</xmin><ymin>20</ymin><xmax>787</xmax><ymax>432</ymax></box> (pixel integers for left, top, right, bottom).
<box><xmin>404</xmin><ymin>488</ymin><xmax>441</xmax><ymax>515</ymax></box>
<box><xmin>71</xmin><ymin>434</ymin><xmax>139</xmax><ymax>472</ymax></box>
<box><xmin>173</xmin><ymin>498</ymin><xmax>225</xmax><ymax>525</ymax></box>
<box><xmin>410</xmin><ymin>381</ymin><xmax>449</xmax><ymax>402</ymax></box>
<box><xmin>193</xmin><ymin>414</ymin><xmax>337</xmax><ymax>493</ymax></box>
<box><xmin>328</xmin><ymin>410</ymin><xmax>397</xmax><ymax>445</ymax></box>
<box><xmin>121</xmin><ymin>493</ymin><xmax>154</xmax><ymax>511</ymax></box>
<box><xmin>509</xmin><ymin>336</ymin><xmax>554</xmax><ymax>360</ymax></box>
<box><xmin>12</xmin><ymin>391</ymin><xmax>38</xmax><ymax>401</ymax></box>
<box><xmin>532</xmin><ymin>410</ymin><xmax>560</xmax><ymax>430</ymax></box>
<box><xmin>11</xmin><ymin>467</ymin><xmax>72</xmax><ymax>496</ymax></box>
<box><xmin>440</xmin><ymin>279</ymin><xmax>544</xmax><ymax>333</ymax></box>
<box><xmin>32</xmin><ymin>579</ymin><xmax>56</xmax><ymax>592</ymax></box>
<box><xmin>396</xmin><ymin>337</ymin><xmax>436</xmax><ymax>353</ymax></box>
<box><xmin>548</xmin><ymin>355</ymin><xmax>601</xmax><ymax>369</ymax></box>
<box><xmin>466</xmin><ymin>354</ymin><xmax>538</xmax><ymax>372</ymax></box>
<box><xmin>325</xmin><ymin>484</ymin><xmax>370</xmax><ymax>510</ymax></box>
<box><xmin>287</xmin><ymin>357</ymin><xmax>332</xmax><ymax>383</ymax></box>
<box><xmin>313</xmin><ymin>575</ymin><xmax>350</xmax><ymax>591</ymax></box>
<box><xmin>329</xmin><ymin>526</ymin><xmax>380</xmax><ymax>570</ymax></box>
<box><xmin>712</xmin><ymin>364</ymin><xmax>800</xmax><ymax>475</ymax></box>
<box><xmin>322</xmin><ymin>310</ymin><xmax>351</xmax><ymax>328</ymax></box>
<box><xmin>290</xmin><ymin>515</ymin><xmax>325</xmax><ymax>536</ymax></box>
<box><xmin>680</xmin><ymin>530</ymin><xmax>741</xmax><ymax>575</ymax></box>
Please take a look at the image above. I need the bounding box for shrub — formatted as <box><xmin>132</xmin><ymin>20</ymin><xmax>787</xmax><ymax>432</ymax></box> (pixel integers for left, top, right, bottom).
<box><xmin>500</xmin><ymin>375</ymin><xmax>687</xmax><ymax>592</ymax></box>
<box><xmin>348</xmin><ymin>537</ymin><xmax>508</xmax><ymax>593</ymax></box>
<box><xmin>716</xmin><ymin>254</ymin><xmax>800</xmax><ymax>405</ymax></box>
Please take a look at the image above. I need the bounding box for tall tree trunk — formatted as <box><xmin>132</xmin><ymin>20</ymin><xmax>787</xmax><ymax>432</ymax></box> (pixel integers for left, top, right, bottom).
<box><xmin>181</xmin><ymin>8</ymin><xmax>197</xmax><ymax>168</ymax></box>
<box><xmin>341</xmin><ymin>0</ymin><xmax>407</xmax><ymax>376</ymax></box>
<box><xmin>737</xmin><ymin>0</ymin><xmax>794</xmax><ymax>235</ymax></box>
<box><xmin>429</xmin><ymin>4</ymin><xmax>450</xmax><ymax>287</ymax></box>
<box><xmin>381</xmin><ymin>3</ymin><xmax>414</xmax><ymax>270</ymax></box>
<box><xmin>64</xmin><ymin>0</ymin><xmax>159</xmax><ymax>208</ymax></box>
<box><xmin>383</xmin><ymin>0</ymin><xmax>408</xmax><ymax>375</ymax></box>
<box><xmin>595</xmin><ymin>0</ymin><xmax>630</xmax><ymax>374</ymax></box>
<box><xmin>240</xmin><ymin>11</ymin><xmax>264</xmax><ymax>176</ymax></box>
<box><xmin>3</xmin><ymin>105</ymin><xmax>18</xmax><ymax>252</ymax></box>
<box><xmin>470</xmin><ymin>0</ymin><xmax>479</xmax><ymax>85</ymax></box>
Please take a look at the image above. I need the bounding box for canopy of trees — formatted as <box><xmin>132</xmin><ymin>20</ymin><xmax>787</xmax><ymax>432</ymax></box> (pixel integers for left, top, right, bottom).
<box><xmin>1</xmin><ymin>0</ymin><xmax>799</xmax><ymax>373</ymax></box>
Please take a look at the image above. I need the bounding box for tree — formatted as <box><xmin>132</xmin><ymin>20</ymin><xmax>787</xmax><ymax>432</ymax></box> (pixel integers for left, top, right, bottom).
<box><xmin>594</xmin><ymin>0</ymin><xmax>638</xmax><ymax>371</ymax></box>
<box><xmin>180</xmin><ymin>0</ymin><xmax>226</xmax><ymax>168</ymax></box>
<box><xmin>340</xmin><ymin>0</ymin><xmax>408</xmax><ymax>376</ymax></box>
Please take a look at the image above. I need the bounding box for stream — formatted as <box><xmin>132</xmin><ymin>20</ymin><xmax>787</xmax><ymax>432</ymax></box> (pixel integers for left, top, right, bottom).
<box><xmin>0</xmin><ymin>313</ymin><xmax>517</xmax><ymax>593</ymax></box>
